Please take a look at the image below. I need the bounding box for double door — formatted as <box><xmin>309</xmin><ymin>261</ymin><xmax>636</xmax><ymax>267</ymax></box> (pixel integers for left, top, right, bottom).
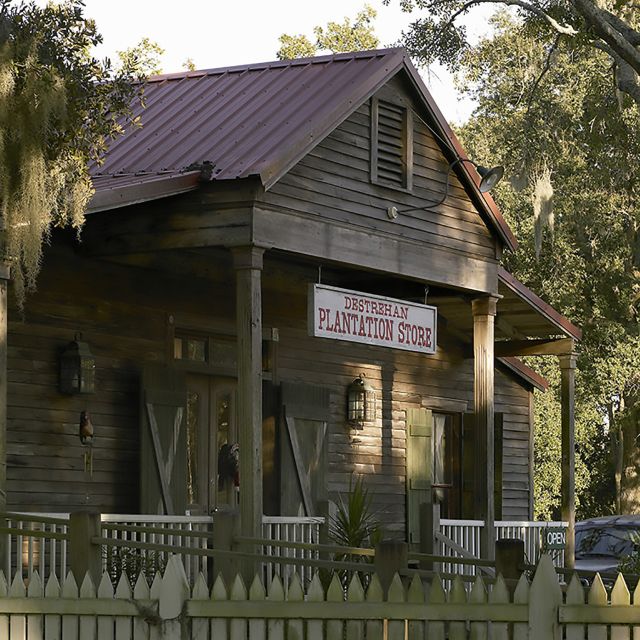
<box><xmin>186</xmin><ymin>374</ymin><xmax>238</xmax><ymax>514</ymax></box>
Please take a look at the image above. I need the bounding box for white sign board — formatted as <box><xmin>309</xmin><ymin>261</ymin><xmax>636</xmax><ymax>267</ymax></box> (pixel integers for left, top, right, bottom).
<box><xmin>308</xmin><ymin>284</ymin><xmax>437</xmax><ymax>354</ymax></box>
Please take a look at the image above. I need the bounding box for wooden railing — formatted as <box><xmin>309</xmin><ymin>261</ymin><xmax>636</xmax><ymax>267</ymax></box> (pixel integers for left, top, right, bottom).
<box><xmin>0</xmin><ymin>554</ymin><xmax>637</xmax><ymax>639</ymax></box>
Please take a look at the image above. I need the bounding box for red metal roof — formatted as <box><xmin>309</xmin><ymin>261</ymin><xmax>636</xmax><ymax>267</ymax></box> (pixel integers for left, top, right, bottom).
<box><xmin>90</xmin><ymin>48</ymin><xmax>517</xmax><ymax>250</ymax></box>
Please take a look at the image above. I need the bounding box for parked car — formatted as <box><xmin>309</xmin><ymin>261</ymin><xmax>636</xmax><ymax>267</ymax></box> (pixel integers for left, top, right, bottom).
<box><xmin>575</xmin><ymin>515</ymin><xmax>640</xmax><ymax>576</ymax></box>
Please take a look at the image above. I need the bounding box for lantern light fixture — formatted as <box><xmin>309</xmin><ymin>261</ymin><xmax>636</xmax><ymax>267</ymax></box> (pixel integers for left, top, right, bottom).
<box><xmin>59</xmin><ymin>333</ymin><xmax>96</xmax><ymax>395</ymax></box>
<box><xmin>347</xmin><ymin>373</ymin><xmax>376</xmax><ymax>429</ymax></box>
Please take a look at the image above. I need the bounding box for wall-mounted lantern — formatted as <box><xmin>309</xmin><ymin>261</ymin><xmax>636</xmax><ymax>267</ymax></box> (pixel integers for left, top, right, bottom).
<box><xmin>59</xmin><ymin>334</ymin><xmax>95</xmax><ymax>395</ymax></box>
<box><xmin>347</xmin><ymin>373</ymin><xmax>375</xmax><ymax>429</ymax></box>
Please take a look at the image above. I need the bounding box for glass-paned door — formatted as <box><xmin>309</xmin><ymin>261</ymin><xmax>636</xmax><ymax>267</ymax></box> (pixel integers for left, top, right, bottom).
<box><xmin>185</xmin><ymin>375</ymin><xmax>237</xmax><ymax>514</ymax></box>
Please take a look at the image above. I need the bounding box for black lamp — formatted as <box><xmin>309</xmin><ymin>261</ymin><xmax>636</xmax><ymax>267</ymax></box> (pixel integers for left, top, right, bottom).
<box><xmin>476</xmin><ymin>164</ymin><xmax>505</xmax><ymax>193</ymax></box>
<box><xmin>59</xmin><ymin>334</ymin><xmax>96</xmax><ymax>395</ymax></box>
<box><xmin>347</xmin><ymin>374</ymin><xmax>375</xmax><ymax>429</ymax></box>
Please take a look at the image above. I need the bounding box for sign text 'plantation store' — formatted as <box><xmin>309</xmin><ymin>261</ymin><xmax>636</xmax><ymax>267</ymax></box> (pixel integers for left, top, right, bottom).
<box><xmin>309</xmin><ymin>284</ymin><xmax>437</xmax><ymax>354</ymax></box>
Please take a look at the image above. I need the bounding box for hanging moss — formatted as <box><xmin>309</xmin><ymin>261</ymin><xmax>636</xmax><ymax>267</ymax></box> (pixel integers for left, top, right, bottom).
<box><xmin>532</xmin><ymin>164</ymin><xmax>554</xmax><ymax>257</ymax></box>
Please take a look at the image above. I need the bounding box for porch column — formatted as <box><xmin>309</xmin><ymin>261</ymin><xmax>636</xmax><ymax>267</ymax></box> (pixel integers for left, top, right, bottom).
<box><xmin>559</xmin><ymin>350</ymin><xmax>577</xmax><ymax>570</ymax></box>
<box><xmin>472</xmin><ymin>295</ymin><xmax>498</xmax><ymax>561</ymax></box>
<box><xmin>0</xmin><ymin>262</ymin><xmax>8</xmax><ymax>568</ymax></box>
<box><xmin>232</xmin><ymin>246</ymin><xmax>265</xmax><ymax>541</ymax></box>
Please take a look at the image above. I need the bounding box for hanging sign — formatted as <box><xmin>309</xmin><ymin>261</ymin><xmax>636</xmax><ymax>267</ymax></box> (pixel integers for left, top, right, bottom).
<box><xmin>308</xmin><ymin>284</ymin><xmax>437</xmax><ymax>354</ymax></box>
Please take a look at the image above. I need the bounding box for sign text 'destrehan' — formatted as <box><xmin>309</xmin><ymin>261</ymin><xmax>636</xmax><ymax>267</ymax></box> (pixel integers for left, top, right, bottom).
<box><xmin>308</xmin><ymin>284</ymin><xmax>437</xmax><ymax>355</ymax></box>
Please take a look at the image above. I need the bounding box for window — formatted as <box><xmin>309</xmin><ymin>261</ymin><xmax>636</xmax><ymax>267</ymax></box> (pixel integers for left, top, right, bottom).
<box><xmin>433</xmin><ymin>412</ymin><xmax>462</xmax><ymax>519</ymax></box>
<box><xmin>371</xmin><ymin>97</ymin><xmax>413</xmax><ymax>191</ymax></box>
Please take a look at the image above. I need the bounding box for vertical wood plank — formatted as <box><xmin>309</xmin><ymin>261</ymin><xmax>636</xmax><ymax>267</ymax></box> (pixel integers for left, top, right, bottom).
<box><xmin>365</xmin><ymin>575</ymin><xmax>384</xmax><ymax>640</ymax></box>
<box><xmin>115</xmin><ymin>573</ymin><xmax>132</xmax><ymax>640</ymax></box>
<box><xmin>249</xmin><ymin>574</ymin><xmax>266</xmax><ymax>640</ymax></box>
<box><xmin>159</xmin><ymin>555</ymin><xmax>190</xmax><ymax>640</ymax></box>
<box><xmin>44</xmin><ymin>573</ymin><xmax>61</xmax><ymax>640</ymax></box>
<box><xmin>9</xmin><ymin>571</ymin><xmax>26</xmax><ymax>640</ymax></box>
<box><xmin>97</xmin><ymin>572</ymin><xmax>114</xmax><ymax>640</ymax></box>
<box><xmin>61</xmin><ymin>572</ymin><xmax>79</xmax><ymax>640</ymax></box>
<box><xmin>326</xmin><ymin>574</ymin><xmax>344</xmax><ymax>639</ymax></box>
<box><xmin>489</xmin><ymin>575</ymin><xmax>509</xmax><ymax>640</ymax></box>
<box><xmin>529</xmin><ymin>555</ymin><xmax>561</xmax><ymax>640</ymax></box>
<box><xmin>470</xmin><ymin>575</ymin><xmax>488</xmax><ymax>640</ymax></box>
<box><xmin>565</xmin><ymin>574</ymin><xmax>585</xmax><ymax>640</ymax></box>
<box><xmin>148</xmin><ymin>573</ymin><xmax>162</xmax><ymax>640</ymax></box>
<box><xmin>387</xmin><ymin>573</ymin><xmax>405</xmax><ymax>640</ymax></box>
<box><xmin>229</xmin><ymin>575</ymin><xmax>247</xmax><ymax>640</ymax></box>
<box><xmin>132</xmin><ymin>574</ymin><xmax>150</xmax><ymax>640</ymax></box>
<box><xmin>449</xmin><ymin>576</ymin><xmax>467</xmax><ymax>640</ymax></box>
<box><xmin>346</xmin><ymin>573</ymin><xmax>365</xmax><ymax>640</ymax></box>
<box><xmin>407</xmin><ymin>574</ymin><xmax>426</xmax><ymax>640</ymax></box>
<box><xmin>611</xmin><ymin>574</ymin><xmax>631</xmax><ymax>640</ymax></box>
<box><xmin>79</xmin><ymin>574</ymin><xmax>97</xmax><ymax>640</ymax></box>
<box><xmin>633</xmin><ymin>579</ymin><xmax>640</xmax><ymax>640</ymax></box>
<box><xmin>192</xmin><ymin>574</ymin><xmax>210</xmax><ymax>640</ymax></box>
<box><xmin>210</xmin><ymin>575</ymin><xmax>228</xmax><ymax>640</ymax></box>
<box><xmin>587</xmin><ymin>575</ymin><xmax>608</xmax><ymax>640</ymax></box>
<box><xmin>26</xmin><ymin>571</ymin><xmax>43</xmax><ymax>640</ymax></box>
<box><xmin>307</xmin><ymin>573</ymin><xmax>325</xmax><ymax>640</ymax></box>
<box><xmin>268</xmin><ymin>575</ymin><xmax>285</xmax><ymax>640</ymax></box>
<box><xmin>512</xmin><ymin>574</ymin><xmax>530</xmax><ymax>640</ymax></box>
<box><xmin>428</xmin><ymin>576</ymin><xmax>446</xmax><ymax>640</ymax></box>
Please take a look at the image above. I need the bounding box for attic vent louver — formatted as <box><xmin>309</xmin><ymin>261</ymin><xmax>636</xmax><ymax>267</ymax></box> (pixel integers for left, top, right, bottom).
<box><xmin>371</xmin><ymin>98</ymin><xmax>413</xmax><ymax>191</ymax></box>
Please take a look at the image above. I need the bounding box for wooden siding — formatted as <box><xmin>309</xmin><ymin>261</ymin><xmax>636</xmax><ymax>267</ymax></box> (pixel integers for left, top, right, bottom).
<box><xmin>5</xmin><ymin>242</ymin><xmax>531</xmax><ymax>525</ymax></box>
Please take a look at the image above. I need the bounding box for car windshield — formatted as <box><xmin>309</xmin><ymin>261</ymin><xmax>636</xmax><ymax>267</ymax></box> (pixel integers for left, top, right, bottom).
<box><xmin>575</xmin><ymin>525</ymin><xmax>640</xmax><ymax>558</ymax></box>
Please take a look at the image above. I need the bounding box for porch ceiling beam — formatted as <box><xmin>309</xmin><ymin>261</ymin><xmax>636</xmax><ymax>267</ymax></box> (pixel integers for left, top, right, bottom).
<box><xmin>494</xmin><ymin>337</ymin><xmax>575</xmax><ymax>357</ymax></box>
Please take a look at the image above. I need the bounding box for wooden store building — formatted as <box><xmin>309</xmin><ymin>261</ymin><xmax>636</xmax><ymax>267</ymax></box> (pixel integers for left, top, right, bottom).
<box><xmin>0</xmin><ymin>48</ymin><xmax>582</xmax><ymax>561</ymax></box>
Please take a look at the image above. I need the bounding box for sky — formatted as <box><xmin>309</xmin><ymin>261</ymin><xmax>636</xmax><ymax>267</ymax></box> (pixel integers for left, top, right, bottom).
<box><xmin>77</xmin><ymin>0</ymin><xmax>481</xmax><ymax>123</ymax></box>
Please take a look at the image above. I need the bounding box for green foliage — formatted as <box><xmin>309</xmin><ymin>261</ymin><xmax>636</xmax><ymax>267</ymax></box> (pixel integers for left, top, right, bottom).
<box><xmin>117</xmin><ymin>37</ymin><xmax>164</xmax><ymax>76</ymax></box>
<box><xmin>0</xmin><ymin>0</ymin><xmax>140</xmax><ymax>307</ymax></box>
<box><xmin>104</xmin><ymin>546</ymin><xmax>166</xmax><ymax>585</ymax></box>
<box><xmin>455</xmin><ymin>11</ymin><xmax>638</xmax><ymax>518</ymax></box>
<box><xmin>277</xmin><ymin>5</ymin><xmax>379</xmax><ymax>60</ymax></box>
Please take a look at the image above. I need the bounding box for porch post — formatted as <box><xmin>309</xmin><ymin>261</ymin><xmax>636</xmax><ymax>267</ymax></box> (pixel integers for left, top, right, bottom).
<box><xmin>472</xmin><ymin>295</ymin><xmax>498</xmax><ymax>561</ymax></box>
<box><xmin>232</xmin><ymin>246</ymin><xmax>265</xmax><ymax>543</ymax></box>
<box><xmin>559</xmin><ymin>350</ymin><xmax>577</xmax><ymax>570</ymax></box>
<box><xmin>0</xmin><ymin>262</ymin><xmax>8</xmax><ymax>567</ymax></box>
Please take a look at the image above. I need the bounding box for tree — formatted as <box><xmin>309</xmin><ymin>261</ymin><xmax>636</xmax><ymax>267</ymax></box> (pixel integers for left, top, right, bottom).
<box><xmin>455</xmin><ymin>10</ymin><xmax>639</xmax><ymax>517</ymax></box>
<box><xmin>387</xmin><ymin>0</ymin><xmax>640</xmax><ymax>106</ymax></box>
<box><xmin>117</xmin><ymin>37</ymin><xmax>165</xmax><ymax>77</ymax></box>
<box><xmin>277</xmin><ymin>5</ymin><xmax>379</xmax><ymax>59</ymax></box>
<box><xmin>0</xmin><ymin>0</ymin><xmax>140</xmax><ymax>307</ymax></box>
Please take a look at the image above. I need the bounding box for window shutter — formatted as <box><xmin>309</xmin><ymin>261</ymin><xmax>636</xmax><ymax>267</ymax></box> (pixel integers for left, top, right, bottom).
<box><xmin>371</xmin><ymin>98</ymin><xmax>412</xmax><ymax>190</ymax></box>
<box><xmin>140</xmin><ymin>365</ymin><xmax>187</xmax><ymax>515</ymax></box>
<box><xmin>495</xmin><ymin>412</ymin><xmax>504</xmax><ymax>520</ymax></box>
<box><xmin>406</xmin><ymin>407</ymin><xmax>433</xmax><ymax>543</ymax></box>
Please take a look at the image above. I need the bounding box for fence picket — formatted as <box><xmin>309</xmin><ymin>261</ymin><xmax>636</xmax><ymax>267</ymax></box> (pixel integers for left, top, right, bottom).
<box><xmin>210</xmin><ymin>575</ymin><xmax>228</xmax><ymax>640</ymax></box>
<box><xmin>79</xmin><ymin>574</ymin><xmax>96</xmax><ymax>640</ymax></box>
<box><xmin>160</xmin><ymin>555</ymin><xmax>190</xmax><ymax>640</ymax></box>
<box><xmin>148</xmin><ymin>573</ymin><xmax>162</xmax><ymax>640</ymax></box>
<box><xmin>61</xmin><ymin>572</ymin><xmax>79</xmax><ymax>640</ymax></box>
<box><xmin>192</xmin><ymin>574</ymin><xmax>210</xmax><ymax>640</ymax></box>
<box><xmin>285</xmin><ymin>572</ymin><xmax>303</xmax><ymax>640</ymax></box>
<box><xmin>230</xmin><ymin>575</ymin><xmax>247</xmax><ymax>640</ymax></box>
<box><xmin>267</xmin><ymin>575</ymin><xmax>285</xmax><ymax>640</ymax></box>
<box><xmin>449</xmin><ymin>576</ymin><xmax>467</xmax><ymax>640</ymax></box>
<box><xmin>407</xmin><ymin>574</ymin><xmax>426</xmax><ymax>640</ymax></box>
<box><xmin>529</xmin><ymin>555</ymin><xmax>561</xmax><ymax>640</ymax></box>
<box><xmin>512</xmin><ymin>573</ymin><xmax>529</xmax><ymax>640</ymax></box>
<box><xmin>0</xmin><ymin>571</ymin><xmax>7</xmax><ymax>640</ymax></box>
<box><xmin>428</xmin><ymin>575</ymin><xmax>446</xmax><ymax>640</ymax></box>
<box><xmin>132</xmin><ymin>574</ymin><xmax>150</xmax><ymax>640</ymax></box>
<box><xmin>27</xmin><ymin>571</ymin><xmax>43</xmax><ymax>640</ymax></box>
<box><xmin>611</xmin><ymin>574</ymin><xmax>631</xmax><ymax>640</ymax></box>
<box><xmin>44</xmin><ymin>572</ymin><xmax>61</xmax><ymax>640</ymax></box>
<box><xmin>249</xmin><ymin>574</ymin><xmax>266</xmax><ymax>640</ymax></box>
<box><xmin>470</xmin><ymin>575</ymin><xmax>487</xmax><ymax>640</ymax></box>
<box><xmin>97</xmin><ymin>572</ymin><xmax>114</xmax><ymax>640</ymax></box>
<box><xmin>307</xmin><ymin>573</ymin><xmax>324</xmax><ymax>640</ymax></box>
<box><xmin>587</xmin><ymin>574</ymin><xmax>608</xmax><ymax>640</ymax></box>
<box><xmin>365</xmin><ymin>574</ymin><xmax>384</xmax><ymax>640</ymax></box>
<box><xmin>9</xmin><ymin>570</ymin><xmax>26</xmax><ymax>640</ymax></box>
<box><xmin>346</xmin><ymin>573</ymin><xmax>365</xmax><ymax>640</ymax></box>
<box><xmin>565</xmin><ymin>574</ymin><xmax>585</xmax><ymax>640</ymax></box>
<box><xmin>633</xmin><ymin>579</ymin><xmax>640</xmax><ymax>640</ymax></box>
<box><xmin>488</xmin><ymin>574</ymin><xmax>508</xmax><ymax>640</ymax></box>
<box><xmin>115</xmin><ymin>573</ymin><xmax>132</xmax><ymax>640</ymax></box>
<box><xmin>326</xmin><ymin>573</ymin><xmax>344</xmax><ymax>639</ymax></box>
<box><xmin>387</xmin><ymin>573</ymin><xmax>405</xmax><ymax>640</ymax></box>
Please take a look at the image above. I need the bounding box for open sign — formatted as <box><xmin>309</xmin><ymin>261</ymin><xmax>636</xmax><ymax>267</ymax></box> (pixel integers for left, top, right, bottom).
<box><xmin>541</xmin><ymin>527</ymin><xmax>566</xmax><ymax>550</ymax></box>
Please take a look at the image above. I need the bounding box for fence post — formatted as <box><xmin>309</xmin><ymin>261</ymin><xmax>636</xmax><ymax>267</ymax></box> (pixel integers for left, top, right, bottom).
<box><xmin>495</xmin><ymin>538</ymin><xmax>524</xmax><ymax>595</ymax></box>
<box><xmin>69</xmin><ymin>511</ymin><xmax>101</xmax><ymax>587</ymax></box>
<box><xmin>419</xmin><ymin>502</ymin><xmax>440</xmax><ymax>571</ymax></box>
<box><xmin>529</xmin><ymin>554</ymin><xmax>562</xmax><ymax>640</ymax></box>
<box><xmin>374</xmin><ymin>539</ymin><xmax>408</xmax><ymax>597</ymax></box>
<box><xmin>212</xmin><ymin>511</ymin><xmax>239</xmax><ymax>585</ymax></box>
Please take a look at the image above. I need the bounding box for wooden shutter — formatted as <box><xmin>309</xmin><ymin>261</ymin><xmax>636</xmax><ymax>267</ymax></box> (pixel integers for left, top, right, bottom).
<box><xmin>371</xmin><ymin>98</ymin><xmax>412</xmax><ymax>190</ymax></box>
<box><xmin>140</xmin><ymin>365</ymin><xmax>187</xmax><ymax>515</ymax></box>
<box><xmin>494</xmin><ymin>412</ymin><xmax>504</xmax><ymax>521</ymax></box>
<box><xmin>280</xmin><ymin>382</ymin><xmax>330</xmax><ymax>517</ymax></box>
<box><xmin>406</xmin><ymin>407</ymin><xmax>433</xmax><ymax>544</ymax></box>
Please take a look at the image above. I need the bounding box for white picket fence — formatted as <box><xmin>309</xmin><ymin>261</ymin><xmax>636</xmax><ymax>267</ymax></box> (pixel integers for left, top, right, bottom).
<box><xmin>0</xmin><ymin>554</ymin><xmax>637</xmax><ymax>639</ymax></box>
